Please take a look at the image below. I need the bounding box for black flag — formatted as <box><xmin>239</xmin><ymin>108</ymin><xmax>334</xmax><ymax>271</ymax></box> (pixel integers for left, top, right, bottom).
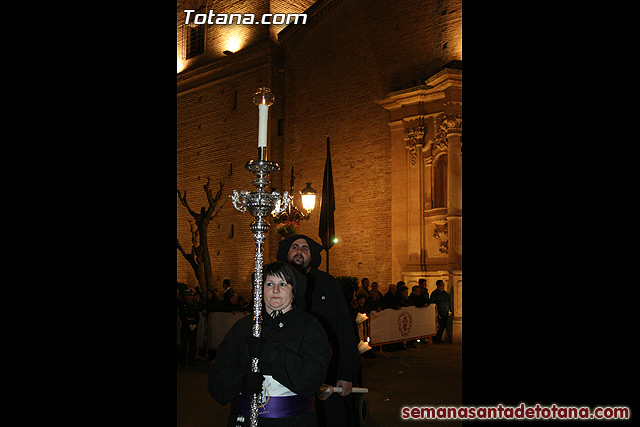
<box><xmin>318</xmin><ymin>134</ymin><xmax>335</xmax><ymax>252</ymax></box>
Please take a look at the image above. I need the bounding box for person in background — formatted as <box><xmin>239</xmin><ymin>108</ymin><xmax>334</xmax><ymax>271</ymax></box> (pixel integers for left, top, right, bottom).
<box><xmin>380</xmin><ymin>283</ymin><xmax>406</xmax><ymax>351</ymax></box>
<box><xmin>367</xmin><ymin>288</ymin><xmax>383</xmax><ymax>312</ymax></box>
<box><xmin>192</xmin><ymin>292</ymin><xmax>207</xmax><ymax>360</ymax></box>
<box><xmin>381</xmin><ymin>283</ymin><xmax>400</xmax><ymax>310</ymax></box>
<box><xmin>356</xmin><ymin>277</ymin><xmax>370</xmax><ymax>299</ymax></box>
<box><xmin>277</xmin><ymin>234</ymin><xmax>360</xmax><ymax>427</ymax></box>
<box><xmin>356</xmin><ymin>295</ymin><xmax>370</xmax><ymax>314</ymax></box>
<box><xmin>222</xmin><ymin>292</ymin><xmax>242</xmax><ymax>313</ymax></box>
<box><xmin>396</xmin><ymin>282</ymin><xmax>412</xmax><ymax>307</ymax></box>
<box><xmin>409</xmin><ymin>285</ymin><xmax>428</xmax><ymax>308</ymax></box>
<box><xmin>418</xmin><ymin>278</ymin><xmax>429</xmax><ymax>300</ymax></box>
<box><xmin>193</xmin><ymin>292</ymin><xmax>206</xmax><ymax>313</ymax></box>
<box><xmin>370</xmin><ymin>281</ymin><xmax>380</xmax><ymax>295</ymax></box>
<box><xmin>178</xmin><ymin>289</ymin><xmax>199</xmax><ymax>367</ymax></box>
<box><xmin>430</xmin><ymin>280</ymin><xmax>452</xmax><ymax>344</ymax></box>
<box><xmin>404</xmin><ymin>285</ymin><xmax>428</xmax><ymax>349</ymax></box>
<box><xmin>205</xmin><ymin>288</ymin><xmax>221</xmax><ymax>314</ymax></box>
<box><xmin>204</xmin><ymin>288</ymin><xmax>221</xmax><ymax>361</ymax></box>
<box><xmin>222</xmin><ymin>278</ymin><xmax>234</xmax><ymax>304</ymax></box>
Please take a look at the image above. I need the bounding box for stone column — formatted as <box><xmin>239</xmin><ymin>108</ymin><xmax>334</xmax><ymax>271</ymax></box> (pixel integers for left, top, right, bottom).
<box><xmin>404</xmin><ymin>126</ymin><xmax>425</xmax><ymax>268</ymax></box>
<box><xmin>443</xmin><ymin>115</ymin><xmax>462</xmax><ymax>342</ymax></box>
<box><xmin>443</xmin><ymin>116</ymin><xmax>462</xmax><ymax>261</ymax></box>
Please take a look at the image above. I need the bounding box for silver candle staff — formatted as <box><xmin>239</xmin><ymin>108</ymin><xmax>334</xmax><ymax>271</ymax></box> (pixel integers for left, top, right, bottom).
<box><xmin>229</xmin><ymin>87</ymin><xmax>292</xmax><ymax>427</ymax></box>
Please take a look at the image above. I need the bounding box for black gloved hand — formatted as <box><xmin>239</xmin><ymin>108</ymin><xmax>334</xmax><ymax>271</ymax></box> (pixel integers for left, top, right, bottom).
<box><xmin>241</xmin><ymin>371</ymin><xmax>264</xmax><ymax>394</ymax></box>
<box><xmin>248</xmin><ymin>336</ymin><xmax>266</xmax><ymax>359</ymax></box>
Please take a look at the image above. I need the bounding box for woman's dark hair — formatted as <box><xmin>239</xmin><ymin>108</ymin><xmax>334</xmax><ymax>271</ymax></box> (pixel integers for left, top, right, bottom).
<box><xmin>263</xmin><ymin>261</ymin><xmax>297</xmax><ymax>296</ymax></box>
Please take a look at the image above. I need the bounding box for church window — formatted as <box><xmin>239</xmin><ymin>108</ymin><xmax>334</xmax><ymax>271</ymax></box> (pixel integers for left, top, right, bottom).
<box><xmin>433</xmin><ymin>154</ymin><xmax>447</xmax><ymax>208</ymax></box>
<box><xmin>185</xmin><ymin>10</ymin><xmax>205</xmax><ymax>59</ymax></box>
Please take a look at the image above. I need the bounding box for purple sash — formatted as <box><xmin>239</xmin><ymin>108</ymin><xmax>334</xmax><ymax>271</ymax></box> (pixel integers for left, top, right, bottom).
<box><xmin>231</xmin><ymin>394</ymin><xmax>315</xmax><ymax>418</ymax></box>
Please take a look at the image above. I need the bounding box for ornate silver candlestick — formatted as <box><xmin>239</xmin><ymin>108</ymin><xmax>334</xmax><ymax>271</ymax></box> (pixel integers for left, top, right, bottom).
<box><xmin>229</xmin><ymin>88</ymin><xmax>291</xmax><ymax>427</ymax></box>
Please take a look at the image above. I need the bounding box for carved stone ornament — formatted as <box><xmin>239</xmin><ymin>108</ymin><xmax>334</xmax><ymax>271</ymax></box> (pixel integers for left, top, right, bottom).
<box><xmin>440</xmin><ymin>114</ymin><xmax>462</xmax><ymax>136</ymax></box>
<box><xmin>434</xmin><ymin>127</ymin><xmax>448</xmax><ymax>150</ymax></box>
<box><xmin>407</xmin><ymin>145</ymin><xmax>418</xmax><ymax>167</ymax></box>
<box><xmin>422</xmin><ymin>114</ymin><xmax>462</xmax><ymax>165</ymax></box>
<box><xmin>403</xmin><ymin>127</ymin><xmax>424</xmax><ymax>166</ymax></box>
<box><xmin>432</xmin><ymin>220</ymin><xmax>449</xmax><ymax>254</ymax></box>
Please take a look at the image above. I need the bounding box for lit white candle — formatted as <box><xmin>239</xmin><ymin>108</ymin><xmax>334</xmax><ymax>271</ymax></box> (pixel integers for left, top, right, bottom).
<box><xmin>252</xmin><ymin>88</ymin><xmax>275</xmax><ymax>149</ymax></box>
<box><xmin>258</xmin><ymin>103</ymin><xmax>268</xmax><ymax>148</ymax></box>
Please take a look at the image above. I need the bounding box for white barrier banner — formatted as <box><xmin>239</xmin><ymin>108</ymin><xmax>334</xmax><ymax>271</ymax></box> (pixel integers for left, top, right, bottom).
<box><xmin>368</xmin><ymin>304</ymin><xmax>437</xmax><ymax>345</ymax></box>
<box><xmin>207</xmin><ymin>311</ymin><xmax>250</xmax><ymax>349</ymax></box>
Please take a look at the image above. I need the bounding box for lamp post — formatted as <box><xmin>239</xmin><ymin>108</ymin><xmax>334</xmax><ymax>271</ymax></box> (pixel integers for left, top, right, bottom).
<box><xmin>272</xmin><ymin>166</ymin><xmax>317</xmax><ymax>226</ymax></box>
<box><xmin>229</xmin><ymin>87</ymin><xmax>291</xmax><ymax>427</ymax></box>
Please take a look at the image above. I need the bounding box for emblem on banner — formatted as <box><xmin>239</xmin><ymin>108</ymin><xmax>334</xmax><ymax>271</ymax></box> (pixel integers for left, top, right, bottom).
<box><xmin>397</xmin><ymin>311</ymin><xmax>413</xmax><ymax>336</ymax></box>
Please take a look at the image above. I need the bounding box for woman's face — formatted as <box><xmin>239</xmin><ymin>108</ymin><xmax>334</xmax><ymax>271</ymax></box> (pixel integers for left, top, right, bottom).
<box><xmin>263</xmin><ymin>273</ymin><xmax>293</xmax><ymax>314</ymax></box>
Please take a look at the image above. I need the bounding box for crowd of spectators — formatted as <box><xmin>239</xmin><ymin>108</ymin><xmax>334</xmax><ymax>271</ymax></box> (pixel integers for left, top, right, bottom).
<box><xmin>347</xmin><ymin>278</ymin><xmax>431</xmax><ymax>314</ymax></box>
<box><xmin>178</xmin><ymin>275</ymin><xmax>452</xmax><ymax>366</ymax></box>
<box><xmin>177</xmin><ymin>279</ymin><xmax>252</xmax><ymax>366</ymax></box>
<box><xmin>343</xmin><ymin>277</ymin><xmax>451</xmax><ymax>351</ymax></box>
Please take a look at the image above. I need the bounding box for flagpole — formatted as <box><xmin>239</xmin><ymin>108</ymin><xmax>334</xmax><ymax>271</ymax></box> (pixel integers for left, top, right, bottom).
<box><xmin>319</xmin><ymin>134</ymin><xmax>335</xmax><ymax>273</ymax></box>
<box><xmin>326</xmin><ymin>249</ymin><xmax>330</xmax><ymax>273</ymax></box>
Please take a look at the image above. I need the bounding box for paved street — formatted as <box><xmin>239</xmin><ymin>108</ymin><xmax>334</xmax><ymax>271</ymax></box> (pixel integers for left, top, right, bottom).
<box><xmin>177</xmin><ymin>341</ymin><xmax>461</xmax><ymax>427</ymax></box>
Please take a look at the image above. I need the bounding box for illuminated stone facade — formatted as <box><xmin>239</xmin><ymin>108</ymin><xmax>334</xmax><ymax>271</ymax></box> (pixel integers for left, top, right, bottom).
<box><xmin>377</xmin><ymin>69</ymin><xmax>462</xmax><ymax>342</ymax></box>
<box><xmin>177</xmin><ymin>0</ymin><xmax>462</xmax><ymax>341</ymax></box>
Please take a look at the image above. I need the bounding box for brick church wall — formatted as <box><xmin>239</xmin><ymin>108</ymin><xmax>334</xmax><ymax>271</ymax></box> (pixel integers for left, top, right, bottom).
<box><xmin>177</xmin><ymin>0</ymin><xmax>462</xmax><ymax>297</ymax></box>
<box><xmin>278</xmin><ymin>0</ymin><xmax>461</xmax><ymax>289</ymax></box>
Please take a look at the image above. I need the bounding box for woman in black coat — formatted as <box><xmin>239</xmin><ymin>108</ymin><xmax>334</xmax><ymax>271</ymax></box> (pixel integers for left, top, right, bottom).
<box><xmin>208</xmin><ymin>262</ymin><xmax>331</xmax><ymax>427</ymax></box>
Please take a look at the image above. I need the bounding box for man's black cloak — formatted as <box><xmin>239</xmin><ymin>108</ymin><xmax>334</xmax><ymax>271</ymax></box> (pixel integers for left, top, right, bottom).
<box><xmin>276</xmin><ymin>234</ymin><xmax>360</xmax><ymax>384</ymax></box>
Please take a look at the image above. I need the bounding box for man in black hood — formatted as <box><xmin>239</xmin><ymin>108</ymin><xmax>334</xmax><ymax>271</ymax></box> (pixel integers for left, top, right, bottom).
<box><xmin>277</xmin><ymin>234</ymin><xmax>360</xmax><ymax>427</ymax></box>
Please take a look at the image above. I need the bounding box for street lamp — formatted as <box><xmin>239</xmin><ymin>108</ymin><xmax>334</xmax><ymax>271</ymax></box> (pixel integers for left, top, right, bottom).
<box><xmin>272</xmin><ymin>166</ymin><xmax>317</xmax><ymax>224</ymax></box>
<box><xmin>300</xmin><ymin>182</ymin><xmax>317</xmax><ymax>213</ymax></box>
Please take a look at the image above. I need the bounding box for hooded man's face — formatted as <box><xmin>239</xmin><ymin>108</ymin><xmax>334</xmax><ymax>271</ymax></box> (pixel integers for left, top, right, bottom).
<box><xmin>287</xmin><ymin>238</ymin><xmax>311</xmax><ymax>271</ymax></box>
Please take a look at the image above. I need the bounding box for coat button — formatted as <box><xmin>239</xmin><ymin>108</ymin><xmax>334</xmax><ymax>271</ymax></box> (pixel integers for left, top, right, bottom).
<box><xmin>321</xmin><ymin>295</ymin><xmax>326</xmax><ymax>300</ymax></box>
<box><xmin>279</xmin><ymin>322</ymin><xmax>283</xmax><ymax>328</ymax></box>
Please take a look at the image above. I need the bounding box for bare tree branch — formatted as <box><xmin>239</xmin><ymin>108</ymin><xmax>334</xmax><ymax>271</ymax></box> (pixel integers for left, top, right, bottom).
<box><xmin>177</xmin><ymin>189</ymin><xmax>198</xmax><ymax>218</ymax></box>
<box><xmin>209</xmin><ymin>197</ymin><xmax>227</xmax><ymax>221</ymax></box>
<box><xmin>189</xmin><ymin>220</ymin><xmax>199</xmax><ymax>249</ymax></box>
<box><xmin>204</xmin><ymin>178</ymin><xmax>224</xmax><ymax>220</ymax></box>
<box><xmin>177</xmin><ymin>177</ymin><xmax>224</xmax><ymax>293</ymax></box>
<box><xmin>177</xmin><ymin>237</ymin><xmax>196</xmax><ymax>270</ymax></box>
